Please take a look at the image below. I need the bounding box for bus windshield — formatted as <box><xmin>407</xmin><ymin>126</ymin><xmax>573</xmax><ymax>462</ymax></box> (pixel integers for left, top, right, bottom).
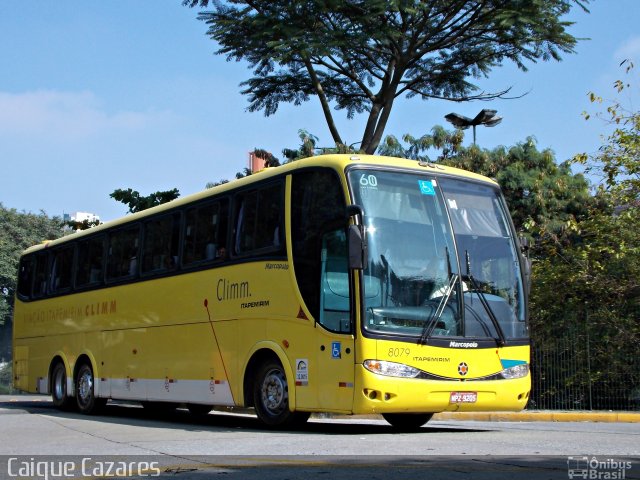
<box><xmin>349</xmin><ymin>169</ymin><xmax>528</xmax><ymax>343</ymax></box>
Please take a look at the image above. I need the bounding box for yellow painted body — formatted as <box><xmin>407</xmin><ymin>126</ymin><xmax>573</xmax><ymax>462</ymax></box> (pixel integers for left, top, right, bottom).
<box><xmin>13</xmin><ymin>154</ymin><xmax>530</xmax><ymax>415</ymax></box>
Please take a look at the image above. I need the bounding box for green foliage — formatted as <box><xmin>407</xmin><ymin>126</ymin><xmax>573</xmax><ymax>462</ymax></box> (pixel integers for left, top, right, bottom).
<box><xmin>574</xmin><ymin>60</ymin><xmax>640</xmax><ymax>206</ymax></box>
<box><xmin>0</xmin><ymin>361</ymin><xmax>11</xmax><ymax>393</ymax></box>
<box><xmin>449</xmin><ymin>139</ymin><xmax>591</xmax><ymax>245</ymax></box>
<box><xmin>186</xmin><ymin>0</ymin><xmax>587</xmax><ymax>154</ymax></box>
<box><xmin>529</xmin><ymin>61</ymin><xmax>640</xmax><ymax>408</ymax></box>
<box><xmin>384</xmin><ymin>128</ymin><xmax>592</xmax><ymax>243</ymax></box>
<box><xmin>378</xmin><ymin>121</ymin><xmax>637</xmax><ymax>407</ymax></box>
<box><xmin>206</xmin><ymin>179</ymin><xmax>230</xmax><ymax>189</ymax></box>
<box><xmin>253</xmin><ymin>148</ymin><xmax>281</xmax><ymax>168</ymax></box>
<box><xmin>282</xmin><ymin>130</ymin><xmax>320</xmax><ymax>161</ymax></box>
<box><xmin>110</xmin><ymin>188</ymin><xmax>180</xmax><ymax>214</ymax></box>
<box><xmin>378</xmin><ymin>126</ymin><xmax>464</xmax><ymax>162</ymax></box>
<box><xmin>0</xmin><ymin>204</ymin><xmax>65</xmax><ymax>327</ymax></box>
<box><xmin>0</xmin><ymin>205</ymin><xmax>64</xmax><ymax>363</ymax></box>
<box><xmin>64</xmin><ymin>219</ymin><xmax>102</xmax><ymax>231</ymax></box>
<box><xmin>206</xmin><ymin>132</ymin><xmax>344</xmax><ymax>187</ymax></box>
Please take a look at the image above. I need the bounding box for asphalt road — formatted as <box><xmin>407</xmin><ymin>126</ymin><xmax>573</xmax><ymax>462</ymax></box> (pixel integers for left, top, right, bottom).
<box><xmin>1</xmin><ymin>395</ymin><xmax>638</xmax><ymax>480</ymax></box>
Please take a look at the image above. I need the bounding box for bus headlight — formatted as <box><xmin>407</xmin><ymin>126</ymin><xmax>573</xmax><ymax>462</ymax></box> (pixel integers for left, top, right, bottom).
<box><xmin>363</xmin><ymin>360</ymin><xmax>421</xmax><ymax>378</ymax></box>
<box><xmin>500</xmin><ymin>363</ymin><xmax>529</xmax><ymax>379</ymax></box>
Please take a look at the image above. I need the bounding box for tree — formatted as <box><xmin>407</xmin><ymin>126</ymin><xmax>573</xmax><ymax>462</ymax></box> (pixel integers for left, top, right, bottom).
<box><xmin>574</xmin><ymin>60</ymin><xmax>640</xmax><ymax>206</ymax></box>
<box><xmin>0</xmin><ymin>205</ymin><xmax>65</xmax><ymax>326</ymax></box>
<box><xmin>205</xmin><ymin>132</ymin><xmax>344</xmax><ymax>188</ymax></box>
<box><xmin>379</xmin><ymin>128</ymin><xmax>592</xmax><ymax>240</ymax></box>
<box><xmin>527</xmin><ymin>62</ymin><xmax>640</xmax><ymax>409</ymax></box>
<box><xmin>110</xmin><ymin>188</ymin><xmax>180</xmax><ymax>214</ymax></box>
<box><xmin>0</xmin><ymin>205</ymin><xmax>65</xmax><ymax>363</ymax></box>
<box><xmin>64</xmin><ymin>218</ymin><xmax>101</xmax><ymax>231</ymax></box>
<box><xmin>449</xmin><ymin>138</ymin><xmax>592</xmax><ymax>243</ymax></box>
<box><xmin>0</xmin><ymin>361</ymin><xmax>11</xmax><ymax>393</ymax></box>
<box><xmin>377</xmin><ymin>125</ymin><xmax>463</xmax><ymax>162</ymax></box>
<box><xmin>185</xmin><ymin>0</ymin><xmax>588</xmax><ymax>153</ymax></box>
<box><xmin>206</xmin><ymin>148</ymin><xmax>282</xmax><ymax>188</ymax></box>
<box><xmin>282</xmin><ymin>129</ymin><xmax>320</xmax><ymax>161</ymax></box>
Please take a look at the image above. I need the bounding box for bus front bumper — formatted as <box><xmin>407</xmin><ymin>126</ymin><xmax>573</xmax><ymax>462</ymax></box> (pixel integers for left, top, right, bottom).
<box><xmin>353</xmin><ymin>365</ymin><xmax>531</xmax><ymax>414</ymax></box>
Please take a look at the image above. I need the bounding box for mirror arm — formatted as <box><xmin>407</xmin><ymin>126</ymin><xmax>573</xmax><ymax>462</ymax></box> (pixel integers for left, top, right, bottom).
<box><xmin>346</xmin><ymin>204</ymin><xmax>367</xmax><ymax>270</ymax></box>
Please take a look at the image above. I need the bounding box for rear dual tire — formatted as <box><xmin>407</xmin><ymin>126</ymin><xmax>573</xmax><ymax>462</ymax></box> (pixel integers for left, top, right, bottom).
<box><xmin>51</xmin><ymin>362</ymin><xmax>74</xmax><ymax>411</ymax></box>
<box><xmin>75</xmin><ymin>363</ymin><xmax>106</xmax><ymax>414</ymax></box>
<box><xmin>51</xmin><ymin>361</ymin><xmax>105</xmax><ymax>414</ymax></box>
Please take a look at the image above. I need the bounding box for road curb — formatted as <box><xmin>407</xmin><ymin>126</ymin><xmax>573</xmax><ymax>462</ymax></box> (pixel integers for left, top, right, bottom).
<box><xmin>432</xmin><ymin>411</ymin><xmax>640</xmax><ymax>423</ymax></box>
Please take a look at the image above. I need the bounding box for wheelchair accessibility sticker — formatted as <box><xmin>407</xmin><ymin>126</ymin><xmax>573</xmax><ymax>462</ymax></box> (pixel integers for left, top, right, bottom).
<box><xmin>331</xmin><ymin>342</ymin><xmax>341</xmax><ymax>359</ymax></box>
<box><xmin>418</xmin><ymin>180</ymin><xmax>436</xmax><ymax>196</ymax></box>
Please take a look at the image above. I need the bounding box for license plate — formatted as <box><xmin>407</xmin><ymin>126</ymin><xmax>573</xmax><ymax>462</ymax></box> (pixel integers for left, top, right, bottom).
<box><xmin>449</xmin><ymin>391</ymin><xmax>478</xmax><ymax>403</ymax></box>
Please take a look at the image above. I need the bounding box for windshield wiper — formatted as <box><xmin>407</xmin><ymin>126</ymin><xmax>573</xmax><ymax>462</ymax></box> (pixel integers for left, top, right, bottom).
<box><xmin>419</xmin><ymin>247</ymin><xmax>457</xmax><ymax>345</ymax></box>
<box><xmin>463</xmin><ymin>251</ymin><xmax>506</xmax><ymax>347</ymax></box>
<box><xmin>419</xmin><ymin>274</ymin><xmax>458</xmax><ymax>344</ymax></box>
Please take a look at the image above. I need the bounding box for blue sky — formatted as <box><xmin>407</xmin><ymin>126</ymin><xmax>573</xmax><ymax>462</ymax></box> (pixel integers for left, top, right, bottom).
<box><xmin>1</xmin><ymin>2</ymin><xmax>639</xmax><ymax>221</ymax></box>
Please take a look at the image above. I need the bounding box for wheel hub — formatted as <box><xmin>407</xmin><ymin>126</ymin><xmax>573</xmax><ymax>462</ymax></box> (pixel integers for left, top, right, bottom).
<box><xmin>78</xmin><ymin>370</ymin><xmax>93</xmax><ymax>405</ymax></box>
<box><xmin>261</xmin><ymin>369</ymin><xmax>287</xmax><ymax>414</ymax></box>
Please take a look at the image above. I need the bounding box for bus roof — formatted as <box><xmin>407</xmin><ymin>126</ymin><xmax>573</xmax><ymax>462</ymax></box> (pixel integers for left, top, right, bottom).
<box><xmin>21</xmin><ymin>154</ymin><xmax>497</xmax><ymax>255</ymax></box>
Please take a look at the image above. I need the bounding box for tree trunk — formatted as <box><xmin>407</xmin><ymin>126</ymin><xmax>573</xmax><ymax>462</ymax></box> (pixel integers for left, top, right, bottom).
<box><xmin>305</xmin><ymin>59</ymin><xmax>344</xmax><ymax>148</ymax></box>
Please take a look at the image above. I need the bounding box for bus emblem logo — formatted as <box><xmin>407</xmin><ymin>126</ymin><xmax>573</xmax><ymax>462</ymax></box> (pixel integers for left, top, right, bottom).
<box><xmin>458</xmin><ymin>362</ymin><xmax>469</xmax><ymax>376</ymax></box>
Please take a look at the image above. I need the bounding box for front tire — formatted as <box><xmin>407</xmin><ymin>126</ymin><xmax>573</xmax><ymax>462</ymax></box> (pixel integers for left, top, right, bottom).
<box><xmin>253</xmin><ymin>360</ymin><xmax>309</xmax><ymax>428</ymax></box>
<box><xmin>75</xmin><ymin>363</ymin><xmax>105</xmax><ymax>415</ymax></box>
<box><xmin>51</xmin><ymin>362</ymin><xmax>74</xmax><ymax>411</ymax></box>
<box><xmin>382</xmin><ymin>413</ymin><xmax>433</xmax><ymax>431</ymax></box>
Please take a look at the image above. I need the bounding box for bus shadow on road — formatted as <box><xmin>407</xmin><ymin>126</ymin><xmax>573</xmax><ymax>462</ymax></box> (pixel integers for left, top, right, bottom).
<box><xmin>0</xmin><ymin>397</ymin><xmax>492</xmax><ymax>435</ymax></box>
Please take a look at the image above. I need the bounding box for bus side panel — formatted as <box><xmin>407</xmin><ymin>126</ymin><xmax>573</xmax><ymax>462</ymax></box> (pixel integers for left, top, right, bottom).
<box><xmin>145</xmin><ymin>322</ymin><xmax>236</xmax><ymax>406</ymax></box>
<box><xmin>102</xmin><ymin>328</ymin><xmax>146</xmax><ymax>401</ymax></box>
<box><xmin>13</xmin><ymin>345</ymin><xmax>30</xmax><ymax>392</ymax></box>
<box><xmin>13</xmin><ymin>337</ymin><xmax>75</xmax><ymax>396</ymax></box>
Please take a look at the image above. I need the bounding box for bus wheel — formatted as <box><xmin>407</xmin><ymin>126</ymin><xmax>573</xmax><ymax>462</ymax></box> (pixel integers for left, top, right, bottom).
<box><xmin>253</xmin><ymin>360</ymin><xmax>309</xmax><ymax>428</ymax></box>
<box><xmin>51</xmin><ymin>362</ymin><xmax>74</xmax><ymax>411</ymax></box>
<box><xmin>382</xmin><ymin>413</ymin><xmax>433</xmax><ymax>431</ymax></box>
<box><xmin>75</xmin><ymin>363</ymin><xmax>105</xmax><ymax>415</ymax></box>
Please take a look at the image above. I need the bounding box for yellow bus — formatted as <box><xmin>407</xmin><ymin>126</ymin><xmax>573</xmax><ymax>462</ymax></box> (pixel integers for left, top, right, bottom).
<box><xmin>13</xmin><ymin>154</ymin><xmax>530</xmax><ymax>430</ymax></box>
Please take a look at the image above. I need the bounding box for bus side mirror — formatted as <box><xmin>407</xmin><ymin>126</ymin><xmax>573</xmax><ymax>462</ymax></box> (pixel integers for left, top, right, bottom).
<box><xmin>518</xmin><ymin>235</ymin><xmax>530</xmax><ymax>255</ymax></box>
<box><xmin>348</xmin><ymin>225</ymin><xmax>367</xmax><ymax>270</ymax></box>
<box><xmin>518</xmin><ymin>235</ymin><xmax>532</xmax><ymax>295</ymax></box>
<box><xmin>346</xmin><ymin>205</ymin><xmax>367</xmax><ymax>270</ymax></box>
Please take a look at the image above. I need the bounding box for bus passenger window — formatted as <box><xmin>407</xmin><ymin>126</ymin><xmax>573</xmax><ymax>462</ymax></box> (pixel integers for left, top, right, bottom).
<box><xmin>17</xmin><ymin>256</ymin><xmax>35</xmax><ymax>298</ymax></box>
<box><xmin>32</xmin><ymin>253</ymin><xmax>48</xmax><ymax>298</ymax></box>
<box><xmin>234</xmin><ymin>192</ymin><xmax>258</xmax><ymax>253</ymax></box>
<box><xmin>183</xmin><ymin>199</ymin><xmax>229</xmax><ymax>266</ymax></box>
<box><xmin>76</xmin><ymin>236</ymin><xmax>105</xmax><ymax>287</ymax></box>
<box><xmin>106</xmin><ymin>225</ymin><xmax>140</xmax><ymax>281</ymax></box>
<box><xmin>233</xmin><ymin>183</ymin><xmax>283</xmax><ymax>256</ymax></box>
<box><xmin>142</xmin><ymin>213</ymin><xmax>181</xmax><ymax>274</ymax></box>
<box><xmin>49</xmin><ymin>246</ymin><xmax>74</xmax><ymax>293</ymax></box>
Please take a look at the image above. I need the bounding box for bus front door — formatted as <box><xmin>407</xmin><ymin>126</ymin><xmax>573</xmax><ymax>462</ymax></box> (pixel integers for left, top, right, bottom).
<box><xmin>315</xmin><ymin>230</ymin><xmax>355</xmax><ymax>412</ymax></box>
